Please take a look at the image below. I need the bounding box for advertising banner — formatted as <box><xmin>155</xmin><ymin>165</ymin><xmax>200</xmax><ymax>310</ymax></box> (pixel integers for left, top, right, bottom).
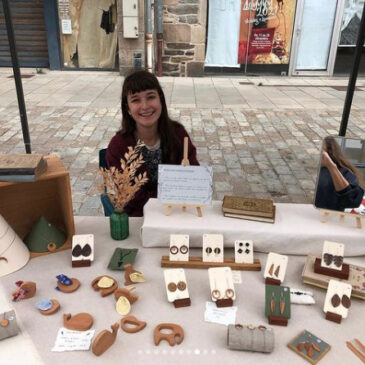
<box><xmin>238</xmin><ymin>0</ymin><xmax>297</xmax><ymax>65</ymax></box>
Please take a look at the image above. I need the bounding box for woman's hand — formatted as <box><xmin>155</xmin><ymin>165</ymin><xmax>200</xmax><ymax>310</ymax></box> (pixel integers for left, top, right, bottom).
<box><xmin>321</xmin><ymin>151</ymin><xmax>336</xmax><ymax>169</ymax></box>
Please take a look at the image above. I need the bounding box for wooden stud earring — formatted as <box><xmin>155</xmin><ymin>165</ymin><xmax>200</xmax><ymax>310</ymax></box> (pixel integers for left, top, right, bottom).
<box><xmin>331</xmin><ymin>294</ymin><xmax>341</xmax><ymax>307</ymax></box>
<box><xmin>177</xmin><ymin>281</ymin><xmax>186</xmax><ymax>291</ymax></box>
<box><xmin>168</xmin><ymin>282</ymin><xmax>177</xmax><ymax>292</ymax></box>
<box><xmin>341</xmin><ymin>295</ymin><xmax>351</xmax><ymax>309</ymax></box>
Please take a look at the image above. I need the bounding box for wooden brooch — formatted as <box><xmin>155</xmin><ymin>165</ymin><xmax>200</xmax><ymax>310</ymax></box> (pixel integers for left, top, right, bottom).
<box><xmin>63</xmin><ymin>312</ymin><xmax>94</xmax><ymax>331</ymax></box>
<box><xmin>56</xmin><ymin>274</ymin><xmax>80</xmax><ymax>293</ymax></box>
<box><xmin>124</xmin><ymin>264</ymin><xmax>147</xmax><ymax>286</ymax></box>
<box><xmin>91</xmin><ymin>275</ymin><xmax>118</xmax><ymax>297</ymax></box>
<box><xmin>92</xmin><ymin>323</ymin><xmax>119</xmax><ymax>356</ymax></box>
<box><xmin>120</xmin><ymin>315</ymin><xmax>146</xmax><ymax>333</ymax></box>
<box><xmin>154</xmin><ymin>323</ymin><xmax>184</xmax><ymax>346</ymax></box>
<box><xmin>36</xmin><ymin>299</ymin><xmax>60</xmax><ymax>315</ymax></box>
<box><xmin>12</xmin><ymin>281</ymin><xmax>36</xmax><ymax>301</ymax></box>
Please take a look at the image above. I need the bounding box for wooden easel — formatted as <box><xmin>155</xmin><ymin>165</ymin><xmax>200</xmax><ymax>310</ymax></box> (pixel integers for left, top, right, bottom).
<box><xmin>164</xmin><ymin>137</ymin><xmax>203</xmax><ymax>217</ymax></box>
<box><xmin>319</xmin><ymin>209</ymin><xmax>364</xmax><ymax>229</ymax></box>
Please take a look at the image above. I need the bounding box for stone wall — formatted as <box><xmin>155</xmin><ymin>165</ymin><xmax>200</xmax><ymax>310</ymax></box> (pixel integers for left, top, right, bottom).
<box><xmin>162</xmin><ymin>0</ymin><xmax>207</xmax><ymax>76</ymax></box>
<box><xmin>117</xmin><ymin>0</ymin><xmax>146</xmax><ymax>75</ymax></box>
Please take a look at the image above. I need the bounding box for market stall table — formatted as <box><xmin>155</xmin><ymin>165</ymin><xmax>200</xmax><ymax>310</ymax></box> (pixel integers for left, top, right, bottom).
<box><xmin>0</xmin><ymin>216</ymin><xmax>364</xmax><ymax>365</ymax></box>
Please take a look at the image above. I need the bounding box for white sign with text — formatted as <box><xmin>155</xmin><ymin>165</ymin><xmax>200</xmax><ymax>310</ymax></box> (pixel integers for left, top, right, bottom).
<box><xmin>158</xmin><ymin>165</ymin><xmax>213</xmax><ymax>206</ymax></box>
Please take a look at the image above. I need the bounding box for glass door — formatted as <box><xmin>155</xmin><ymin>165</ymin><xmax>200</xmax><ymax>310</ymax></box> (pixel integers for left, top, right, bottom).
<box><xmin>290</xmin><ymin>0</ymin><xmax>344</xmax><ymax>75</ymax></box>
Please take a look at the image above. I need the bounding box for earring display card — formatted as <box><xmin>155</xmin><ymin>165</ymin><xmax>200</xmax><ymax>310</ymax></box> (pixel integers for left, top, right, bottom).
<box><xmin>169</xmin><ymin>234</ymin><xmax>189</xmax><ymax>262</ymax></box>
<box><xmin>164</xmin><ymin>268</ymin><xmax>190</xmax><ymax>303</ymax></box>
<box><xmin>264</xmin><ymin>252</ymin><xmax>288</xmax><ymax>283</ymax></box>
<box><xmin>323</xmin><ymin>280</ymin><xmax>352</xmax><ymax>319</ymax></box>
<box><xmin>287</xmin><ymin>330</ymin><xmax>331</xmax><ymax>365</ymax></box>
<box><xmin>107</xmin><ymin>248</ymin><xmax>138</xmax><ymax>270</ymax></box>
<box><xmin>265</xmin><ymin>285</ymin><xmax>291</xmax><ymax>324</ymax></box>
<box><xmin>203</xmin><ymin>234</ymin><xmax>224</xmax><ymax>263</ymax></box>
<box><xmin>71</xmin><ymin>234</ymin><xmax>94</xmax><ymax>267</ymax></box>
<box><xmin>321</xmin><ymin>241</ymin><xmax>344</xmax><ymax>271</ymax></box>
<box><xmin>234</xmin><ymin>240</ymin><xmax>254</xmax><ymax>264</ymax></box>
<box><xmin>208</xmin><ymin>267</ymin><xmax>236</xmax><ymax>302</ymax></box>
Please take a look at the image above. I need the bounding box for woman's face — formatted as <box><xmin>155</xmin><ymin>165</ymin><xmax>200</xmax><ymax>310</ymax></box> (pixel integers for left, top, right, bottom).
<box><xmin>127</xmin><ymin>89</ymin><xmax>162</xmax><ymax>132</ymax></box>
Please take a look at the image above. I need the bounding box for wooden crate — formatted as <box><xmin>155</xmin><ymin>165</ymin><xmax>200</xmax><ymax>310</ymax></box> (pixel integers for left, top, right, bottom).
<box><xmin>0</xmin><ymin>155</ymin><xmax>75</xmax><ymax>258</ymax></box>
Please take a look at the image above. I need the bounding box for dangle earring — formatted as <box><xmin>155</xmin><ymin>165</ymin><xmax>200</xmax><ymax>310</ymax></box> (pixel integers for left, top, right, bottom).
<box><xmin>280</xmin><ymin>292</ymin><xmax>285</xmax><ymax>314</ymax></box>
<box><xmin>270</xmin><ymin>292</ymin><xmax>276</xmax><ymax>313</ymax></box>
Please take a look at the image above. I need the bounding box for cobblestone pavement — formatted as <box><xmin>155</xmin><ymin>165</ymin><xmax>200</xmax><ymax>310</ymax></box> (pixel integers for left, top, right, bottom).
<box><xmin>1</xmin><ymin>69</ymin><xmax>365</xmax><ymax>216</ymax></box>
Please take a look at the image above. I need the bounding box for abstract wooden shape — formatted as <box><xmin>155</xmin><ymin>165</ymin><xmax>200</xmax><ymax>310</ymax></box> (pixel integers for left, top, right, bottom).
<box><xmin>38</xmin><ymin>299</ymin><xmax>60</xmax><ymax>315</ymax></box>
<box><xmin>63</xmin><ymin>312</ymin><xmax>93</xmax><ymax>331</ymax></box>
<box><xmin>154</xmin><ymin>323</ymin><xmax>184</xmax><ymax>346</ymax></box>
<box><xmin>12</xmin><ymin>281</ymin><xmax>36</xmax><ymax>301</ymax></box>
<box><xmin>124</xmin><ymin>264</ymin><xmax>146</xmax><ymax>286</ymax></box>
<box><xmin>91</xmin><ymin>275</ymin><xmax>118</xmax><ymax>297</ymax></box>
<box><xmin>92</xmin><ymin>323</ymin><xmax>119</xmax><ymax>356</ymax></box>
<box><xmin>57</xmin><ymin>278</ymin><xmax>80</xmax><ymax>293</ymax></box>
<box><xmin>120</xmin><ymin>315</ymin><xmax>146</xmax><ymax>333</ymax></box>
<box><xmin>114</xmin><ymin>287</ymin><xmax>138</xmax><ymax>304</ymax></box>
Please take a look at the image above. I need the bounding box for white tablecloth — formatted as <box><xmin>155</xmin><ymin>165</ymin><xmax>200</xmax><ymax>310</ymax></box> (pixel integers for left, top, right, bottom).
<box><xmin>142</xmin><ymin>199</ymin><xmax>365</xmax><ymax>256</ymax></box>
<box><xmin>0</xmin><ymin>216</ymin><xmax>364</xmax><ymax>365</ymax></box>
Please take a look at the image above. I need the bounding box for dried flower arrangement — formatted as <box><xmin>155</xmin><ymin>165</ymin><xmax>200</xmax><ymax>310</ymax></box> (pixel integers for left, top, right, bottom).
<box><xmin>99</xmin><ymin>141</ymin><xmax>148</xmax><ymax>213</ymax></box>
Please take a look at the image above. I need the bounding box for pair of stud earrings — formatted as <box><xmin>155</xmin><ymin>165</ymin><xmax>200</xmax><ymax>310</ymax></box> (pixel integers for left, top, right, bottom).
<box><xmin>211</xmin><ymin>288</ymin><xmax>235</xmax><ymax>299</ymax></box>
<box><xmin>237</xmin><ymin>242</ymin><xmax>250</xmax><ymax>255</ymax></box>
<box><xmin>170</xmin><ymin>245</ymin><xmax>189</xmax><ymax>255</ymax></box>
<box><xmin>206</xmin><ymin>247</ymin><xmax>221</xmax><ymax>255</ymax></box>
<box><xmin>331</xmin><ymin>293</ymin><xmax>351</xmax><ymax>309</ymax></box>
<box><xmin>167</xmin><ymin>281</ymin><xmax>186</xmax><ymax>292</ymax></box>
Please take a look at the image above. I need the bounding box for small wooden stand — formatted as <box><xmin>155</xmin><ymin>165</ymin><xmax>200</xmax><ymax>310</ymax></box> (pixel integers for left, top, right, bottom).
<box><xmin>265</xmin><ymin>277</ymin><xmax>281</xmax><ymax>286</ymax></box>
<box><xmin>72</xmin><ymin>260</ymin><xmax>91</xmax><ymax>268</ymax></box>
<box><xmin>216</xmin><ymin>298</ymin><xmax>233</xmax><ymax>308</ymax></box>
<box><xmin>268</xmin><ymin>315</ymin><xmax>288</xmax><ymax>326</ymax></box>
<box><xmin>161</xmin><ymin>256</ymin><xmax>261</xmax><ymax>271</ymax></box>
<box><xmin>313</xmin><ymin>258</ymin><xmax>350</xmax><ymax>280</ymax></box>
<box><xmin>325</xmin><ymin>311</ymin><xmax>342</xmax><ymax>324</ymax></box>
<box><xmin>173</xmin><ymin>298</ymin><xmax>191</xmax><ymax>308</ymax></box>
<box><xmin>320</xmin><ymin>209</ymin><xmax>364</xmax><ymax>229</ymax></box>
<box><xmin>164</xmin><ymin>137</ymin><xmax>203</xmax><ymax>218</ymax></box>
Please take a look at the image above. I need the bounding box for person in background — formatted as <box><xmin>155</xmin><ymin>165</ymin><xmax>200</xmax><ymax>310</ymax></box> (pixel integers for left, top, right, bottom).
<box><xmin>106</xmin><ymin>70</ymin><xmax>199</xmax><ymax>217</ymax></box>
<box><xmin>315</xmin><ymin>136</ymin><xmax>364</xmax><ymax>211</ymax></box>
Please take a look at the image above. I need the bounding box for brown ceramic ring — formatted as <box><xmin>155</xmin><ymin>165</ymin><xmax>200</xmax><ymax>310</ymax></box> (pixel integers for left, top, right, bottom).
<box><xmin>177</xmin><ymin>281</ymin><xmax>186</xmax><ymax>291</ymax></box>
<box><xmin>225</xmin><ymin>288</ymin><xmax>235</xmax><ymax>298</ymax></box>
<box><xmin>235</xmin><ymin>324</ymin><xmax>243</xmax><ymax>329</ymax></box>
<box><xmin>47</xmin><ymin>242</ymin><xmax>57</xmax><ymax>252</ymax></box>
<box><xmin>258</xmin><ymin>325</ymin><xmax>267</xmax><ymax>331</ymax></box>
<box><xmin>180</xmin><ymin>245</ymin><xmax>189</xmax><ymax>254</ymax></box>
<box><xmin>170</xmin><ymin>246</ymin><xmax>178</xmax><ymax>255</ymax></box>
<box><xmin>167</xmin><ymin>282</ymin><xmax>177</xmax><ymax>292</ymax></box>
<box><xmin>211</xmin><ymin>289</ymin><xmax>221</xmax><ymax>299</ymax></box>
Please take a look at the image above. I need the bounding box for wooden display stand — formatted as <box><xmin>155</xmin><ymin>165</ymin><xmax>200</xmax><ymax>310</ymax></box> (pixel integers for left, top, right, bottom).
<box><xmin>268</xmin><ymin>315</ymin><xmax>288</xmax><ymax>326</ymax></box>
<box><xmin>313</xmin><ymin>258</ymin><xmax>350</xmax><ymax>280</ymax></box>
<box><xmin>265</xmin><ymin>277</ymin><xmax>281</xmax><ymax>286</ymax></box>
<box><xmin>161</xmin><ymin>256</ymin><xmax>261</xmax><ymax>271</ymax></box>
<box><xmin>0</xmin><ymin>155</ymin><xmax>75</xmax><ymax>258</ymax></box>
<box><xmin>320</xmin><ymin>208</ymin><xmax>364</xmax><ymax>229</ymax></box>
<box><xmin>164</xmin><ymin>137</ymin><xmax>203</xmax><ymax>218</ymax></box>
<box><xmin>325</xmin><ymin>311</ymin><xmax>342</xmax><ymax>324</ymax></box>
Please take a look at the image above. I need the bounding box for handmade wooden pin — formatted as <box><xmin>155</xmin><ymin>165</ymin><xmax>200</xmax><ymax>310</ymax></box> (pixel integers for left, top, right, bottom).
<box><xmin>91</xmin><ymin>275</ymin><xmax>118</xmax><ymax>297</ymax></box>
<box><xmin>36</xmin><ymin>299</ymin><xmax>60</xmax><ymax>315</ymax></box>
<box><xmin>12</xmin><ymin>281</ymin><xmax>36</xmax><ymax>301</ymax></box>
<box><xmin>63</xmin><ymin>312</ymin><xmax>94</xmax><ymax>331</ymax></box>
<box><xmin>154</xmin><ymin>323</ymin><xmax>184</xmax><ymax>346</ymax></box>
<box><xmin>120</xmin><ymin>315</ymin><xmax>146</xmax><ymax>333</ymax></box>
<box><xmin>123</xmin><ymin>264</ymin><xmax>146</xmax><ymax>286</ymax></box>
<box><xmin>55</xmin><ymin>274</ymin><xmax>80</xmax><ymax>293</ymax></box>
<box><xmin>92</xmin><ymin>323</ymin><xmax>119</xmax><ymax>356</ymax></box>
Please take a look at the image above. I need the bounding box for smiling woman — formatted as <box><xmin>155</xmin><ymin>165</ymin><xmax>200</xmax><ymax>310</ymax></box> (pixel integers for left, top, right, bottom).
<box><xmin>106</xmin><ymin>70</ymin><xmax>199</xmax><ymax>217</ymax></box>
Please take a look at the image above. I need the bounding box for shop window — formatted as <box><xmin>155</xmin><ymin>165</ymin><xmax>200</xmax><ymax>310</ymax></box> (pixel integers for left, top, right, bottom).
<box><xmin>57</xmin><ymin>0</ymin><xmax>118</xmax><ymax>69</ymax></box>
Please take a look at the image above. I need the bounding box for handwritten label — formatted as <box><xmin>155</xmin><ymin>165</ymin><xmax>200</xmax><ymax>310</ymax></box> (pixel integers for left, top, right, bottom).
<box><xmin>204</xmin><ymin>302</ymin><xmax>237</xmax><ymax>325</ymax></box>
<box><xmin>52</xmin><ymin>328</ymin><xmax>95</xmax><ymax>352</ymax></box>
<box><xmin>158</xmin><ymin>165</ymin><xmax>213</xmax><ymax>205</ymax></box>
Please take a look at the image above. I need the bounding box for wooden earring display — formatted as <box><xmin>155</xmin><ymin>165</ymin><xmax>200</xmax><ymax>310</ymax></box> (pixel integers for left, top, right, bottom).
<box><xmin>208</xmin><ymin>267</ymin><xmax>235</xmax><ymax>308</ymax></box>
<box><xmin>323</xmin><ymin>280</ymin><xmax>352</xmax><ymax>324</ymax></box>
<box><xmin>162</xmin><ymin>235</ymin><xmax>261</xmax><ymax>271</ymax></box>
<box><xmin>314</xmin><ymin>241</ymin><xmax>349</xmax><ymax>280</ymax></box>
<box><xmin>319</xmin><ymin>208</ymin><xmax>364</xmax><ymax>229</ymax></box>
<box><xmin>265</xmin><ymin>285</ymin><xmax>291</xmax><ymax>326</ymax></box>
<box><xmin>264</xmin><ymin>252</ymin><xmax>288</xmax><ymax>285</ymax></box>
<box><xmin>71</xmin><ymin>234</ymin><xmax>94</xmax><ymax>268</ymax></box>
<box><xmin>164</xmin><ymin>268</ymin><xmax>191</xmax><ymax>308</ymax></box>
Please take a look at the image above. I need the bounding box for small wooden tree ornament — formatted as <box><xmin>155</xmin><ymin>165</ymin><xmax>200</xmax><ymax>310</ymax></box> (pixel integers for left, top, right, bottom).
<box><xmin>164</xmin><ymin>137</ymin><xmax>203</xmax><ymax>217</ymax></box>
<box><xmin>92</xmin><ymin>323</ymin><xmax>119</xmax><ymax>356</ymax></box>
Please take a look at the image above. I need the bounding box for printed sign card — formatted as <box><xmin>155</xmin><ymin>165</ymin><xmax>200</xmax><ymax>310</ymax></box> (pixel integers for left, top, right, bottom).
<box><xmin>158</xmin><ymin>165</ymin><xmax>213</xmax><ymax>206</ymax></box>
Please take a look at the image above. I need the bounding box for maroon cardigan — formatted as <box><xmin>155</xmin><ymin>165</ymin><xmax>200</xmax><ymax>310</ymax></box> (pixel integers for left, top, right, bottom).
<box><xmin>106</xmin><ymin>122</ymin><xmax>199</xmax><ymax>217</ymax></box>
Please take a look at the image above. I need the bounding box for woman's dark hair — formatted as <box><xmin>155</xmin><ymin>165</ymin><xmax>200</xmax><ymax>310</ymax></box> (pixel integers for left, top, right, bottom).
<box><xmin>324</xmin><ymin>136</ymin><xmax>363</xmax><ymax>185</ymax></box>
<box><xmin>120</xmin><ymin>69</ymin><xmax>178</xmax><ymax>163</ymax></box>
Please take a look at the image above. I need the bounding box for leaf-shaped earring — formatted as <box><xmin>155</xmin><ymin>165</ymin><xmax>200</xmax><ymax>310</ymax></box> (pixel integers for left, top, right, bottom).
<box><xmin>323</xmin><ymin>253</ymin><xmax>333</xmax><ymax>266</ymax></box>
<box><xmin>274</xmin><ymin>265</ymin><xmax>280</xmax><ymax>278</ymax></box>
<box><xmin>341</xmin><ymin>295</ymin><xmax>351</xmax><ymax>309</ymax></box>
<box><xmin>268</xmin><ymin>263</ymin><xmax>274</xmax><ymax>276</ymax></box>
<box><xmin>331</xmin><ymin>294</ymin><xmax>341</xmax><ymax>307</ymax></box>
<box><xmin>270</xmin><ymin>292</ymin><xmax>275</xmax><ymax>313</ymax></box>
<box><xmin>279</xmin><ymin>292</ymin><xmax>285</xmax><ymax>314</ymax></box>
<box><xmin>333</xmin><ymin>255</ymin><xmax>343</xmax><ymax>268</ymax></box>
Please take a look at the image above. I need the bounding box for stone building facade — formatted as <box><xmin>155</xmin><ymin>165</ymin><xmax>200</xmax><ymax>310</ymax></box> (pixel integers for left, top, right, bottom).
<box><xmin>117</xmin><ymin>0</ymin><xmax>207</xmax><ymax>77</ymax></box>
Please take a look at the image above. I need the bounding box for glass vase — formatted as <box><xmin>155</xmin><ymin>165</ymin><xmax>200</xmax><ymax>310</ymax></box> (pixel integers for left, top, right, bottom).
<box><xmin>109</xmin><ymin>210</ymin><xmax>129</xmax><ymax>240</ymax></box>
